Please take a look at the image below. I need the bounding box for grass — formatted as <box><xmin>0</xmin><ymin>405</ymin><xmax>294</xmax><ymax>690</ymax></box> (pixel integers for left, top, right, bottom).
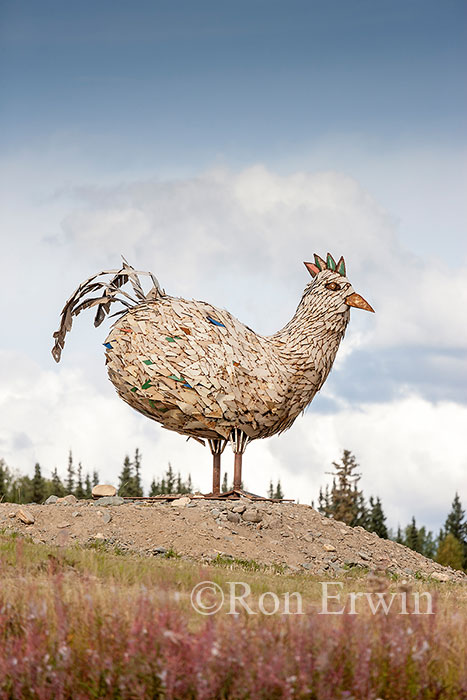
<box><xmin>0</xmin><ymin>532</ymin><xmax>466</xmax><ymax>699</ymax></box>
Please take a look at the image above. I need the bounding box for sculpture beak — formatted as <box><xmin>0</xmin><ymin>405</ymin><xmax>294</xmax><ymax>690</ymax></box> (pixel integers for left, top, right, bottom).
<box><xmin>345</xmin><ymin>292</ymin><xmax>375</xmax><ymax>313</ymax></box>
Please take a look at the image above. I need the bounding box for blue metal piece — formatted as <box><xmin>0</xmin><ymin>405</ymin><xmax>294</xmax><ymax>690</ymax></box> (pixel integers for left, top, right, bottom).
<box><xmin>207</xmin><ymin>316</ymin><xmax>225</xmax><ymax>327</ymax></box>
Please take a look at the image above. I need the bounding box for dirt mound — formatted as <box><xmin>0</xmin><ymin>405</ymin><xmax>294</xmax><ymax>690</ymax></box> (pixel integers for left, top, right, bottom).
<box><xmin>1</xmin><ymin>498</ymin><xmax>465</xmax><ymax>582</ymax></box>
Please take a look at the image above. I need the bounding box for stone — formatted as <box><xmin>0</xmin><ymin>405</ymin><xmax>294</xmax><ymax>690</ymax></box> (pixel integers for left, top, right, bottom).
<box><xmin>232</xmin><ymin>504</ymin><xmax>246</xmax><ymax>514</ymax></box>
<box><xmin>92</xmin><ymin>484</ymin><xmax>117</xmax><ymax>498</ymax></box>
<box><xmin>57</xmin><ymin>521</ymin><xmax>71</xmax><ymax>529</ymax></box>
<box><xmin>431</xmin><ymin>571</ymin><xmax>450</xmax><ymax>582</ymax></box>
<box><xmin>57</xmin><ymin>494</ymin><xmax>77</xmax><ymax>505</ymax></box>
<box><xmin>17</xmin><ymin>508</ymin><xmax>35</xmax><ymax>525</ymax></box>
<box><xmin>187</xmin><ymin>502</ymin><xmax>198</xmax><ymax>508</ymax></box>
<box><xmin>44</xmin><ymin>495</ymin><xmax>58</xmax><ymax>505</ymax></box>
<box><xmin>171</xmin><ymin>496</ymin><xmax>191</xmax><ymax>507</ymax></box>
<box><xmin>93</xmin><ymin>496</ymin><xmax>124</xmax><ymax>506</ymax></box>
<box><xmin>93</xmin><ymin>533</ymin><xmax>106</xmax><ymax>542</ymax></box>
<box><xmin>242</xmin><ymin>509</ymin><xmax>262</xmax><ymax>523</ymax></box>
<box><xmin>210</xmin><ymin>508</ymin><xmax>221</xmax><ymax>517</ymax></box>
<box><xmin>72</xmin><ymin>511</ymin><xmax>81</xmax><ymax>518</ymax></box>
<box><xmin>101</xmin><ymin>511</ymin><xmax>112</xmax><ymax>524</ymax></box>
<box><xmin>323</xmin><ymin>543</ymin><xmax>336</xmax><ymax>552</ymax></box>
<box><xmin>301</xmin><ymin>562</ymin><xmax>313</xmax><ymax>570</ymax></box>
<box><xmin>227</xmin><ymin>511</ymin><xmax>241</xmax><ymax>523</ymax></box>
<box><xmin>358</xmin><ymin>550</ymin><xmax>371</xmax><ymax>561</ymax></box>
<box><xmin>8</xmin><ymin>512</ymin><xmax>16</xmax><ymax>518</ymax></box>
<box><xmin>153</xmin><ymin>546</ymin><xmax>167</xmax><ymax>555</ymax></box>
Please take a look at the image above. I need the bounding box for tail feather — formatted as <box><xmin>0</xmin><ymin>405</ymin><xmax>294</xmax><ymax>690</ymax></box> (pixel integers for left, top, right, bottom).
<box><xmin>51</xmin><ymin>260</ymin><xmax>164</xmax><ymax>362</ymax></box>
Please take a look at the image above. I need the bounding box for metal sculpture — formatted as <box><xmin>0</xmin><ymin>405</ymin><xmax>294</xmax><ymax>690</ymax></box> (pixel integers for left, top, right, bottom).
<box><xmin>52</xmin><ymin>254</ymin><xmax>374</xmax><ymax>495</ymax></box>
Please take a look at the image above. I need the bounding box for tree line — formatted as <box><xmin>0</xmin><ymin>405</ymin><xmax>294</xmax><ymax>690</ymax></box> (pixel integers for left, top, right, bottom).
<box><xmin>2</xmin><ymin>447</ymin><xmax>464</xmax><ymax>571</ymax></box>
<box><xmin>314</xmin><ymin>449</ymin><xmax>467</xmax><ymax>572</ymax></box>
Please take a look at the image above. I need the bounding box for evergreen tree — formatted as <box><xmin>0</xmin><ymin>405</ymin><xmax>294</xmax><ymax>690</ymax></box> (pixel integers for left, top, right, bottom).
<box><xmin>221</xmin><ymin>472</ymin><xmax>228</xmax><ymax>492</ymax></box>
<box><xmin>75</xmin><ymin>462</ymin><xmax>85</xmax><ymax>499</ymax></box>
<box><xmin>405</xmin><ymin>517</ymin><xmax>421</xmax><ymax>552</ymax></box>
<box><xmin>176</xmin><ymin>472</ymin><xmax>183</xmax><ymax>494</ymax></box>
<box><xmin>416</xmin><ymin>526</ymin><xmax>437</xmax><ymax>559</ymax></box>
<box><xmin>274</xmin><ymin>480</ymin><xmax>284</xmax><ymax>500</ymax></box>
<box><xmin>443</xmin><ymin>493</ymin><xmax>466</xmax><ymax>566</ymax></box>
<box><xmin>165</xmin><ymin>463</ymin><xmax>175</xmax><ymax>494</ymax></box>
<box><xmin>444</xmin><ymin>493</ymin><xmax>466</xmax><ymax>541</ymax></box>
<box><xmin>367</xmin><ymin>496</ymin><xmax>388</xmax><ymax>539</ymax></box>
<box><xmin>50</xmin><ymin>467</ymin><xmax>65</xmax><ymax>497</ymax></box>
<box><xmin>186</xmin><ymin>474</ymin><xmax>193</xmax><ymax>493</ymax></box>
<box><xmin>92</xmin><ymin>470</ymin><xmax>99</xmax><ymax>487</ymax></box>
<box><xmin>32</xmin><ymin>463</ymin><xmax>45</xmax><ymax>503</ymax></box>
<box><xmin>0</xmin><ymin>460</ymin><xmax>7</xmax><ymax>500</ymax></box>
<box><xmin>395</xmin><ymin>525</ymin><xmax>404</xmax><ymax>544</ymax></box>
<box><xmin>84</xmin><ymin>473</ymin><xmax>92</xmax><ymax>498</ymax></box>
<box><xmin>267</xmin><ymin>480</ymin><xmax>274</xmax><ymax>499</ymax></box>
<box><xmin>436</xmin><ymin>533</ymin><xmax>464</xmax><ymax>570</ymax></box>
<box><xmin>324</xmin><ymin>450</ymin><xmax>367</xmax><ymax>527</ymax></box>
<box><xmin>118</xmin><ymin>455</ymin><xmax>134</xmax><ymax>496</ymax></box>
<box><xmin>66</xmin><ymin>450</ymin><xmax>74</xmax><ymax>494</ymax></box>
<box><xmin>132</xmin><ymin>448</ymin><xmax>143</xmax><ymax>496</ymax></box>
<box><xmin>149</xmin><ymin>478</ymin><xmax>159</xmax><ymax>496</ymax></box>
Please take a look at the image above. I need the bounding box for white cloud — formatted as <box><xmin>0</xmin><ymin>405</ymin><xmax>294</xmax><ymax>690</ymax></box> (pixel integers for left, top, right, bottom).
<box><xmin>1</xmin><ymin>162</ymin><xmax>466</xmax><ymax>534</ymax></box>
<box><xmin>0</xmin><ymin>351</ymin><xmax>464</xmax><ymax>531</ymax></box>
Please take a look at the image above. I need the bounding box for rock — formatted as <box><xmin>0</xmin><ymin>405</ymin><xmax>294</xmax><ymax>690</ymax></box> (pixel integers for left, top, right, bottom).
<box><xmin>92</xmin><ymin>484</ymin><xmax>117</xmax><ymax>498</ymax></box>
<box><xmin>101</xmin><ymin>511</ymin><xmax>112</xmax><ymax>524</ymax></box>
<box><xmin>323</xmin><ymin>543</ymin><xmax>336</xmax><ymax>552</ymax></box>
<box><xmin>431</xmin><ymin>571</ymin><xmax>450</xmax><ymax>582</ymax></box>
<box><xmin>301</xmin><ymin>562</ymin><xmax>313</xmax><ymax>570</ymax></box>
<box><xmin>232</xmin><ymin>504</ymin><xmax>246</xmax><ymax>514</ymax></box>
<box><xmin>210</xmin><ymin>508</ymin><xmax>221</xmax><ymax>517</ymax></box>
<box><xmin>57</xmin><ymin>494</ymin><xmax>77</xmax><ymax>505</ymax></box>
<box><xmin>171</xmin><ymin>497</ymin><xmax>191</xmax><ymax>507</ymax></box>
<box><xmin>8</xmin><ymin>512</ymin><xmax>16</xmax><ymax>519</ymax></box>
<box><xmin>44</xmin><ymin>495</ymin><xmax>58</xmax><ymax>505</ymax></box>
<box><xmin>93</xmin><ymin>496</ymin><xmax>124</xmax><ymax>506</ymax></box>
<box><xmin>57</xmin><ymin>521</ymin><xmax>71</xmax><ymax>529</ymax></box>
<box><xmin>72</xmin><ymin>511</ymin><xmax>81</xmax><ymax>518</ymax></box>
<box><xmin>227</xmin><ymin>511</ymin><xmax>241</xmax><ymax>523</ymax></box>
<box><xmin>242</xmin><ymin>509</ymin><xmax>262</xmax><ymax>523</ymax></box>
<box><xmin>153</xmin><ymin>546</ymin><xmax>167</xmax><ymax>555</ymax></box>
<box><xmin>93</xmin><ymin>533</ymin><xmax>106</xmax><ymax>542</ymax></box>
<box><xmin>187</xmin><ymin>502</ymin><xmax>198</xmax><ymax>508</ymax></box>
<box><xmin>17</xmin><ymin>508</ymin><xmax>35</xmax><ymax>525</ymax></box>
<box><xmin>358</xmin><ymin>550</ymin><xmax>371</xmax><ymax>561</ymax></box>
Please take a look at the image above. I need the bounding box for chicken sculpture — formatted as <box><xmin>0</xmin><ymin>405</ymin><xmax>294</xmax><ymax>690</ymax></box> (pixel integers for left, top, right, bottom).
<box><xmin>52</xmin><ymin>254</ymin><xmax>373</xmax><ymax>496</ymax></box>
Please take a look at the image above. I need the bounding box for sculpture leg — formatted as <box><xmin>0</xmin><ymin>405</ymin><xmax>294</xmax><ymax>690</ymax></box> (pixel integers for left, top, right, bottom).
<box><xmin>208</xmin><ymin>438</ymin><xmax>227</xmax><ymax>495</ymax></box>
<box><xmin>229</xmin><ymin>428</ymin><xmax>250</xmax><ymax>492</ymax></box>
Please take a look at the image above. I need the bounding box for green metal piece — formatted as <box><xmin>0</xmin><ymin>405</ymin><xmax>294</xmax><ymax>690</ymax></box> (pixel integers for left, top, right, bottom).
<box><xmin>143</xmin><ymin>359</ymin><xmax>155</xmax><ymax>365</ymax></box>
<box><xmin>314</xmin><ymin>254</ymin><xmax>323</xmax><ymax>271</ymax></box>
<box><xmin>168</xmin><ymin>374</ymin><xmax>185</xmax><ymax>382</ymax></box>
<box><xmin>141</xmin><ymin>380</ymin><xmax>152</xmax><ymax>389</ymax></box>
<box><xmin>131</xmin><ymin>387</ymin><xmax>137</xmax><ymax>392</ymax></box>
<box><xmin>337</xmin><ymin>260</ymin><xmax>346</xmax><ymax>276</ymax></box>
<box><xmin>327</xmin><ymin>254</ymin><xmax>336</xmax><ymax>271</ymax></box>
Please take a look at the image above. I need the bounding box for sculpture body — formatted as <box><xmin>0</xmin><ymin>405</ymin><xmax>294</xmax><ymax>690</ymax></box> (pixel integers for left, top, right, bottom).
<box><xmin>52</xmin><ymin>253</ymin><xmax>373</xmax><ymax>495</ymax></box>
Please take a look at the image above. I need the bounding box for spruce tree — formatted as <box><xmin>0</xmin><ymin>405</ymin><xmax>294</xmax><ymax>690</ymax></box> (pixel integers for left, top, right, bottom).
<box><xmin>405</xmin><ymin>517</ymin><xmax>420</xmax><ymax>552</ymax></box>
<box><xmin>395</xmin><ymin>525</ymin><xmax>404</xmax><ymax>544</ymax></box>
<box><xmin>50</xmin><ymin>468</ymin><xmax>64</xmax><ymax>497</ymax></box>
<box><xmin>66</xmin><ymin>450</ymin><xmax>74</xmax><ymax>494</ymax></box>
<box><xmin>0</xmin><ymin>460</ymin><xmax>7</xmax><ymax>500</ymax></box>
<box><xmin>75</xmin><ymin>462</ymin><xmax>85</xmax><ymax>499</ymax></box>
<box><xmin>268</xmin><ymin>480</ymin><xmax>274</xmax><ymax>499</ymax></box>
<box><xmin>149</xmin><ymin>478</ymin><xmax>159</xmax><ymax>496</ymax></box>
<box><xmin>444</xmin><ymin>493</ymin><xmax>466</xmax><ymax>542</ymax></box>
<box><xmin>84</xmin><ymin>473</ymin><xmax>92</xmax><ymax>498</ymax></box>
<box><xmin>92</xmin><ymin>470</ymin><xmax>99</xmax><ymax>487</ymax></box>
<box><xmin>133</xmin><ymin>448</ymin><xmax>143</xmax><ymax>496</ymax></box>
<box><xmin>165</xmin><ymin>463</ymin><xmax>175</xmax><ymax>494</ymax></box>
<box><xmin>368</xmin><ymin>496</ymin><xmax>388</xmax><ymax>539</ymax></box>
<box><xmin>186</xmin><ymin>474</ymin><xmax>193</xmax><ymax>493</ymax></box>
<box><xmin>118</xmin><ymin>455</ymin><xmax>134</xmax><ymax>496</ymax></box>
<box><xmin>325</xmin><ymin>450</ymin><xmax>367</xmax><ymax>526</ymax></box>
<box><xmin>32</xmin><ymin>463</ymin><xmax>45</xmax><ymax>503</ymax></box>
<box><xmin>274</xmin><ymin>480</ymin><xmax>284</xmax><ymax>500</ymax></box>
<box><xmin>221</xmin><ymin>472</ymin><xmax>228</xmax><ymax>492</ymax></box>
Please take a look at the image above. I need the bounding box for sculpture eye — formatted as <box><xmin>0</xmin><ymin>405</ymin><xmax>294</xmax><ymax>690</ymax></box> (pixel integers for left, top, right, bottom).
<box><xmin>325</xmin><ymin>282</ymin><xmax>341</xmax><ymax>291</ymax></box>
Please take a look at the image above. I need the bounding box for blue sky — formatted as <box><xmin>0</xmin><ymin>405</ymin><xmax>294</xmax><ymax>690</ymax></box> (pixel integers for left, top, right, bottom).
<box><xmin>0</xmin><ymin>0</ymin><xmax>466</xmax><ymax>531</ymax></box>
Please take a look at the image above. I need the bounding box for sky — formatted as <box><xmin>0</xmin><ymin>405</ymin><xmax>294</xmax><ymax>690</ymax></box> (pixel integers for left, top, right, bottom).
<box><xmin>0</xmin><ymin>0</ymin><xmax>466</xmax><ymax>532</ymax></box>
